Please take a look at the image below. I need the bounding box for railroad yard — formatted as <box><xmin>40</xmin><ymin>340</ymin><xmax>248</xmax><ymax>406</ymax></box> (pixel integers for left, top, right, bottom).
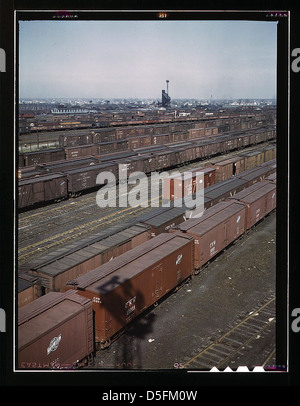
<box><xmin>17</xmin><ymin>107</ymin><xmax>279</xmax><ymax>372</ymax></box>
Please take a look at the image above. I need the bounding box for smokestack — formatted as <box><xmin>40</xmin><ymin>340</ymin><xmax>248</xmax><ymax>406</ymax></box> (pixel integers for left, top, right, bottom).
<box><xmin>166</xmin><ymin>80</ymin><xmax>169</xmax><ymax>95</ymax></box>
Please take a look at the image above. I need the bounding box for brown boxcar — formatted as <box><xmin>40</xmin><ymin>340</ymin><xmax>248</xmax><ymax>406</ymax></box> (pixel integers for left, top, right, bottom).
<box><xmin>228</xmin><ymin>181</ymin><xmax>276</xmax><ymax>229</ymax></box>
<box><xmin>18</xmin><ymin>274</ymin><xmax>41</xmax><ymax>307</ymax></box>
<box><xmin>151</xmin><ymin>134</ymin><xmax>169</xmax><ymax>145</ymax></box>
<box><xmin>163</xmin><ymin>166</ymin><xmax>214</xmax><ymax>202</ymax></box>
<box><xmin>17</xmin><ymin>165</ymin><xmax>46</xmax><ymax>180</ymax></box>
<box><xmin>212</xmin><ymin>156</ymin><xmax>245</xmax><ymax>182</ymax></box>
<box><xmin>202</xmin><ymin>177</ymin><xmax>248</xmax><ymax>207</ymax></box>
<box><xmin>64</xmin><ymin>144</ymin><xmax>99</xmax><ymax>159</ymax></box>
<box><xmin>66</xmin><ymin>233</ymin><xmax>194</xmax><ymax>348</ymax></box>
<box><xmin>18</xmin><ymin>173</ymin><xmax>68</xmax><ymax>209</ymax></box>
<box><xmin>28</xmin><ymin>224</ymin><xmax>150</xmax><ymax>293</ymax></box>
<box><xmin>264</xmin><ymin>172</ymin><xmax>276</xmax><ymax>183</ymax></box>
<box><xmin>66</xmin><ymin>162</ymin><xmax>117</xmax><ymax>194</ymax></box>
<box><xmin>237</xmin><ymin>164</ymin><xmax>276</xmax><ymax>186</ymax></box>
<box><xmin>169</xmin><ymin>131</ymin><xmax>188</xmax><ymax>142</ymax></box>
<box><xmin>91</xmin><ymin>128</ymin><xmax>116</xmax><ymax>143</ymax></box>
<box><xmin>41</xmin><ymin>156</ymin><xmax>98</xmax><ymax>173</ymax></box>
<box><xmin>22</xmin><ymin>148</ymin><xmax>65</xmax><ymax>166</ymax></box>
<box><xmin>187</xmin><ymin>128</ymin><xmax>205</xmax><ymax>139</ymax></box>
<box><xmin>140</xmin><ymin>206</ymin><xmax>186</xmax><ymax>237</ymax></box>
<box><xmin>177</xmin><ymin>201</ymin><xmax>247</xmax><ymax>270</ymax></box>
<box><xmin>18</xmin><ymin>290</ymin><xmax>94</xmax><ymax>369</ymax></box>
<box><xmin>59</xmin><ymin>133</ymin><xmax>93</xmax><ymax>147</ymax></box>
<box><xmin>174</xmin><ymin>200</ymin><xmax>235</xmax><ymax>233</ymax></box>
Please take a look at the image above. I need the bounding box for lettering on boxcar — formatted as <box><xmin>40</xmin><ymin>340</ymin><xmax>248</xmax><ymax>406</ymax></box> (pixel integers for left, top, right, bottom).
<box><xmin>209</xmin><ymin>241</ymin><xmax>216</xmax><ymax>256</ymax></box>
<box><xmin>47</xmin><ymin>334</ymin><xmax>62</xmax><ymax>355</ymax></box>
<box><xmin>176</xmin><ymin>254</ymin><xmax>183</xmax><ymax>265</ymax></box>
<box><xmin>125</xmin><ymin>296</ymin><xmax>136</xmax><ymax>316</ymax></box>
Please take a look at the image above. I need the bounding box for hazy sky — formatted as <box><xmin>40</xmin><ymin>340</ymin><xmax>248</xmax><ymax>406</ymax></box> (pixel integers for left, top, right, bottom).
<box><xmin>19</xmin><ymin>20</ymin><xmax>277</xmax><ymax>99</ymax></box>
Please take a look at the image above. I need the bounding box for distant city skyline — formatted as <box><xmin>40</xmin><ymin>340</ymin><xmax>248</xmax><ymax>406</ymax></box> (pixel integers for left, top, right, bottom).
<box><xmin>19</xmin><ymin>20</ymin><xmax>277</xmax><ymax>100</ymax></box>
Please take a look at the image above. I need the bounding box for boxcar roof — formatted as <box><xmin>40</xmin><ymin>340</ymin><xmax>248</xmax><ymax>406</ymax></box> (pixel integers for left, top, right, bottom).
<box><xmin>176</xmin><ymin>200</ymin><xmax>234</xmax><ymax>231</ymax></box>
<box><xmin>18</xmin><ymin>291</ymin><xmax>90</xmax><ymax>348</ymax></box>
<box><xmin>68</xmin><ymin>233</ymin><xmax>192</xmax><ymax>292</ymax></box>
<box><xmin>86</xmin><ymin>234</ymin><xmax>192</xmax><ymax>295</ymax></box>
<box><xmin>187</xmin><ymin>202</ymin><xmax>246</xmax><ymax>237</ymax></box>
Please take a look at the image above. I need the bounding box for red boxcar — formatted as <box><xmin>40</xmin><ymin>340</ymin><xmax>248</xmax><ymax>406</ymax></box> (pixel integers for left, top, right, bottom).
<box><xmin>18</xmin><ymin>290</ymin><xmax>94</xmax><ymax>369</ymax></box>
<box><xmin>66</xmin><ymin>233</ymin><xmax>194</xmax><ymax>348</ymax></box>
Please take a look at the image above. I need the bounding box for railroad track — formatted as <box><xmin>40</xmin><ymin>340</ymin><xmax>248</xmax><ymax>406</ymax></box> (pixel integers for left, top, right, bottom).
<box><xmin>18</xmin><ymin>198</ymin><xmax>158</xmax><ymax>264</ymax></box>
<box><xmin>183</xmin><ymin>296</ymin><xmax>276</xmax><ymax>370</ymax></box>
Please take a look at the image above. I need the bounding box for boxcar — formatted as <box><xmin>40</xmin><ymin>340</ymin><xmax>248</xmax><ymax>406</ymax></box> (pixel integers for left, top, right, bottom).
<box><xmin>41</xmin><ymin>156</ymin><xmax>98</xmax><ymax>173</ymax></box>
<box><xmin>239</xmin><ymin>149</ymin><xmax>265</xmax><ymax>170</ymax></box>
<box><xmin>175</xmin><ymin>200</ymin><xmax>247</xmax><ymax>270</ymax></box>
<box><xmin>202</xmin><ymin>177</ymin><xmax>248</xmax><ymax>207</ymax></box>
<box><xmin>22</xmin><ymin>148</ymin><xmax>65</xmax><ymax>167</ymax></box>
<box><xmin>140</xmin><ymin>206</ymin><xmax>186</xmax><ymax>237</ymax></box>
<box><xmin>66</xmin><ymin>233</ymin><xmax>194</xmax><ymax>348</ymax></box>
<box><xmin>153</xmin><ymin>123</ymin><xmax>170</xmax><ymax>135</ymax></box>
<box><xmin>228</xmin><ymin>181</ymin><xmax>276</xmax><ymax>228</ymax></box>
<box><xmin>18</xmin><ymin>274</ymin><xmax>41</xmax><ymax>308</ymax></box>
<box><xmin>261</xmin><ymin>144</ymin><xmax>276</xmax><ymax>162</ymax></box>
<box><xmin>97</xmin><ymin>140</ymin><xmax>129</xmax><ymax>154</ymax></box>
<box><xmin>59</xmin><ymin>132</ymin><xmax>93</xmax><ymax>147</ymax></box>
<box><xmin>187</xmin><ymin>128</ymin><xmax>205</xmax><ymax>139</ymax></box>
<box><xmin>66</xmin><ymin>162</ymin><xmax>118</xmax><ymax>195</ymax></box>
<box><xmin>155</xmin><ymin>150</ymin><xmax>176</xmax><ymax>170</ymax></box>
<box><xmin>151</xmin><ymin>134</ymin><xmax>169</xmax><ymax>145</ymax></box>
<box><xmin>18</xmin><ymin>290</ymin><xmax>94</xmax><ymax>369</ymax></box>
<box><xmin>237</xmin><ymin>164</ymin><xmax>276</xmax><ymax>186</ymax></box>
<box><xmin>64</xmin><ymin>144</ymin><xmax>99</xmax><ymax>159</ymax></box>
<box><xmin>17</xmin><ymin>165</ymin><xmax>46</xmax><ymax>180</ymax></box>
<box><xmin>91</xmin><ymin>128</ymin><xmax>116</xmax><ymax>143</ymax></box>
<box><xmin>18</xmin><ymin>173</ymin><xmax>68</xmax><ymax>209</ymax></box>
<box><xmin>163</xmin><ymin>166</ymin><xmax>215</xmax><ymax>202</ymax></box>
<box><xmin>264</xmin><ymin>172</ymin><xmax>276</xmax><ymax>183</ymax></box>
<box><xmin>28</xmin><ymin>224</ymin><xmax>150</xmax><ymax>294</ymax></box>
<box><xmin>169</xmin><ymin>131</ymin><xmax>188</xmax><ymax>142</ymax></box>
<box><xmin>211</xmin><ymin>156</ymin><xmax>245</xmax><ymax>182</ymax></box>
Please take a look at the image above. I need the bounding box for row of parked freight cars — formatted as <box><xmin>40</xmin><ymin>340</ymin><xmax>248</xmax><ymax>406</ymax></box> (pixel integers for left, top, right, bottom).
<box><xmin>19</xmin><ymin>121</ymin><xmax>275</xmax><ymax>167</ymax></box>
<box><xmin>19</xmin><ymin>107</ymin><xmax>276</xmax><ymax>135</ymax></box>
<box><xmin>18</xmin><ymin>158</ymin><xmax>276</xmax><ymax>304</ymax></box>
<box><xmin>18</xmin><ymin>127</ymin><xmax>276</xmax><ymax>210</ymax></box>
<box><xmin>18</xmin><ymin>173</ymin><xmax>276</xmax><ymax>369</ymax></box>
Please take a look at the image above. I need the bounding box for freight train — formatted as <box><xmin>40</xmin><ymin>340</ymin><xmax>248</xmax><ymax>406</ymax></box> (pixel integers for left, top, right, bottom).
<box><xmin>18</xmin><ymin>121</ymin><xmax>275</xmax><ymax>167</ymax></box>
<box><xmin>18</xmin><ymin>107</ymin><xmax>276</xmax><ymax>135</ymax></box>
<box><xmin>18</xmin><ymin>126</ymin><xmax>276</xmax><ymax>210</ymax></box>
<box><xmin>18</xmin><ymin>172</ymin><xmax>276</xmax><ymax>369</ymax></box>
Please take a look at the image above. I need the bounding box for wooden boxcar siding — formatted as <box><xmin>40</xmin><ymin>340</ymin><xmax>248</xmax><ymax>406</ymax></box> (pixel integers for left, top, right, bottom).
<box><xmin>184</xmin><ymin>202</ymin><xmax>247</xmax><ymax>269</ymax></box>
<box><xmin>18</xmin><ymin>291</ymin><xmax>93</xmax><ymax>369</ymax></box>
<box><xmin>229</xmin><ymin>181</ymin><xmax>276</xmax><ymax>229</ymax></box>
<box><xmin>67</xmin><ymin>233</ymin><xmax>194</xmax><ymax>346</ymax></box>
<box><xmin>28</xmin><ymin>224</ymin><xmax>151</xmax><ymax>294</ymax></box>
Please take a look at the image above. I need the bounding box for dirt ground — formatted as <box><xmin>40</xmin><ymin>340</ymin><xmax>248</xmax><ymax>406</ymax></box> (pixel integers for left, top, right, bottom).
<box><xmin>89</xmin><ymin>210</ymin><xmax>276</xmax><ymax>371</ymax></box>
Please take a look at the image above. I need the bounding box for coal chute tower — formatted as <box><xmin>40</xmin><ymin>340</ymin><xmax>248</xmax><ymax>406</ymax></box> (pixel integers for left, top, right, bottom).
<box><xmin>162</xmin><ymin>80</ymin><xmax>171</xmax><ymax>107</ymax></box>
